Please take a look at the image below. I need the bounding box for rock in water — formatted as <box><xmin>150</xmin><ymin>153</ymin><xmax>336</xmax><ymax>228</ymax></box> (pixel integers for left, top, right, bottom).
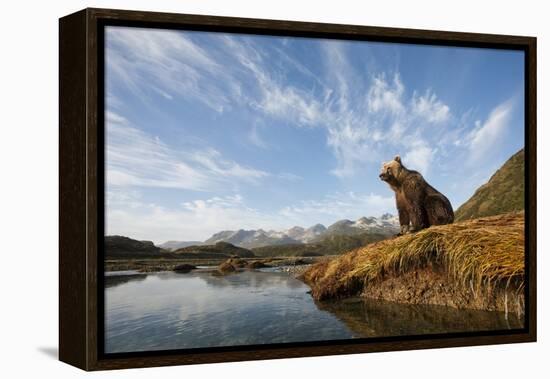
<box><xmin>247</xmin><ymin>261</ymin><xmax>268</xmax><ymax>269</ymax></box>
<box><xmin>173</xmin><ymin>264</ymin><xmax>197</xmax><ymax>273</ymax></box>
<box><xmin>218</xmin><ymin>258</ymin><xmax>247</xmax><ymax>273</ymax></box>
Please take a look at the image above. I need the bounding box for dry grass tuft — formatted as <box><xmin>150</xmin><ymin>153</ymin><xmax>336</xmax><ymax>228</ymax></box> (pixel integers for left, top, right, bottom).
<box><xmin>300</xmin><ymin>212</ymin><xmax>525</xmax><ymax>301</ymax></box>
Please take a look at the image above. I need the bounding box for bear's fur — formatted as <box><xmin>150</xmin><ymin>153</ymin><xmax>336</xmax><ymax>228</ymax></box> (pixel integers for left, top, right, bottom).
<box><xmin>379</xmin><ymin>156</ymin><xmax>454</xmax><ymax>234</ymax></box>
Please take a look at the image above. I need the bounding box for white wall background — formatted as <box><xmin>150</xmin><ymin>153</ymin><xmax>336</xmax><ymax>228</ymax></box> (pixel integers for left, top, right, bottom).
<box><xmin>0</xmin><ymin>0</ymin><xmax>547</xmax><ymax>377</ymax></box>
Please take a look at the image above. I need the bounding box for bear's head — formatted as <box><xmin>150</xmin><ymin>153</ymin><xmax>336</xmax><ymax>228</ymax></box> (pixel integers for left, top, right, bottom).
<box><xmin>379</xmin><ymin>156</ymin><xmax>404</xmax><ymax>186</ymax></box>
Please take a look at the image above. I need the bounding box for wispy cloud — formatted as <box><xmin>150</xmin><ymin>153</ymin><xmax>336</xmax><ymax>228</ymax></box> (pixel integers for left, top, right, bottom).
<box><xmin>107</xmin><ymin>27</ymin><xmax>465</xmax><ymax>178</ymax></box>
<box><xmin>247</xmin><ymin>124</ymin><xmax>268</xmax><ymax>149</ymax></box>
<box><xmin>466</xmin><ymin>98</ymin><xmax>514</xmax><ymax>162</ymax></box>
<box><xmin>403</xmin><ymin>142</ymin><xmax>437</xmax><ymax>175</ymax></box>
<box><xmin>106</xmin><ymin>27</ymin><xmax>242</xmax><ymax>112</ymax></box>
<box><xmin>411</xmin><ymin>89</ymin><xmax>450</xmax><ymax>123</ymax></box>
<box><xmin>367</xmin><ymin>73</ymin><xmax>405</xmax><ymax>115</ymax></box>
<box><xmin>106</xmin><ymin>111</ymin><xmax>268</xmax><ymax>191</ymax></box>
<box><xmin>107</xmin><ymin>27</ymin><xmax>521</xmax><ymax>182</ymax></box>
<box><xmin>220</xmin><ymin>35</ymin><xmax>327</xmax><ymax>128</ymax></box>
<box><xmin>243</xmin><ymin>41</ymin><xmax>453</xmax><ymax>177</ymax></box>
<box><xmin>320</xmin><ymin>67</ymin><xmax>450</xmax><ymax>177</ymax></box>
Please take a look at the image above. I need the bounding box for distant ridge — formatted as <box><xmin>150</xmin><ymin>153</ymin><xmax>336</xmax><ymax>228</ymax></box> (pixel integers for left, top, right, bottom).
<box><xmin>105</xmin><ymin>235</ymin><xmax>163</xmax><ymax>258</ymax></box>
<box><xmin>159</xmin><ymin>240</ymin><xmax>203</xmax><ymax>251</ymax></box>
<box><xmin>173</xmin><ymin>241</ymin><xmax>255</xmax><ymax>258</ymax></box>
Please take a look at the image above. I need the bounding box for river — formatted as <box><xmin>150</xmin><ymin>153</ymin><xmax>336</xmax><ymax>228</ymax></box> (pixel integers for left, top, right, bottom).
<box><xmin>104</xmin><ymin>269</ymin><xmax>523</xmax><ymax>353</ymax></box>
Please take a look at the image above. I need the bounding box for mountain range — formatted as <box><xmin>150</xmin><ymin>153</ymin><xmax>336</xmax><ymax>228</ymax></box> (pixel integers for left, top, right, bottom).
<box><xmin>172</xmin><ymin>241</ymin><xmax>255</xmax><ymax>258</ymax></box>
<box><xmin>160</xmin><ymin>214</ymin><xmax>399</xmax><ymax>250</ymax></box>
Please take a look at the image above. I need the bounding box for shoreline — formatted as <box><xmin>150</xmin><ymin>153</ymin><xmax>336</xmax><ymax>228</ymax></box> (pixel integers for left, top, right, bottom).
<box><xmin>105</xmin><ymin>256</ymin><xmax>321</xmax><ymax>274</ymax></box>
<box><xmin>358</xmin><ymin>266</ymin><xmax>524</xmax><ymax>315</ymax></box>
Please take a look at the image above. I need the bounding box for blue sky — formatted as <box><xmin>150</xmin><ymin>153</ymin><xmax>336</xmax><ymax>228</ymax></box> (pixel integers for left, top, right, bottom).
<box><xmin>105</xmin><ymin>26</ymin><xmax>524</xmax><ymax>243</ymax></box>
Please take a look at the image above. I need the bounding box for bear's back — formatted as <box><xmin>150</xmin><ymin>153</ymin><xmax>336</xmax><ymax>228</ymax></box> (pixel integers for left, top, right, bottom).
<box><xmin>401</xmin><ymin>169</ymin><xmax>426</xmax><ymax>186</ymax></box>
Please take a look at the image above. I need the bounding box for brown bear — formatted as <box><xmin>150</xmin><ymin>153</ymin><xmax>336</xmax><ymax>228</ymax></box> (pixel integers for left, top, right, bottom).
<box><xmin>379</xmin><ymin>155</ymin><xmax>454</xmax><ymax>234</ymax></box>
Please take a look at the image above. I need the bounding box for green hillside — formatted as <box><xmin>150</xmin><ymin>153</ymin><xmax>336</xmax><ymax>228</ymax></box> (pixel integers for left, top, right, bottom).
<box><xmin>251</xmin><ymin>233</ymin><xmax>389</xmax><ymax>257</ymax></box>
<box><xmin>173</xmin><ymin>241</ymin><xmax>255</xmax><ymax>258</ymax></box>
<box><xmin>455</xmin><ymin>149</ymin><xmax>524</xmax><ymax>221</ymax></box>
<box><xmin>105</xmin><ymin>235</ymin><xmax>164</xmax><ymax>259</ymax></box>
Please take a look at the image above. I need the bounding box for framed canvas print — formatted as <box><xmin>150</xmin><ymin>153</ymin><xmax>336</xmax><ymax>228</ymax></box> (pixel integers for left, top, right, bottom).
<box><xmin>59</xmin><ymin>8</ymin><xmax>537</xmax><ymax>371</ymax></box>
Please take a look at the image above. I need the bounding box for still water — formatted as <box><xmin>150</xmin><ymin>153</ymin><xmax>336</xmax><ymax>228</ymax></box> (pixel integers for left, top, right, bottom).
<box><xmin>105</xmin><ymin>269</ymin><xmax>523</xmax><ymax>353</ymax></box>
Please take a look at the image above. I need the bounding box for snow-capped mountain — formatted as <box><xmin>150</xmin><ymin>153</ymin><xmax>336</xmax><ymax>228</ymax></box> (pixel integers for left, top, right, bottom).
<box><xmin>286</xmin><ymin>224</ymin><xmax>327</xmax><ymax>243</ymax></box>
<box><xmin>204</xmin><ymin>229</ymin><xmax>301</xmax><ymax>249</ymax></box>
<box><xmin>349</xmin><ymin>214</ymin><xmax>400</xmax><ymax>233</ymax></box>
<box><xmin>325</xmin><ymin>216</ymin><xmax>400</xmax><ymax>236</ymax></box>
<box><xmin>161</xmin><ymin>215</ymin><xmax>399</xmax><ymax>249</ymax></box>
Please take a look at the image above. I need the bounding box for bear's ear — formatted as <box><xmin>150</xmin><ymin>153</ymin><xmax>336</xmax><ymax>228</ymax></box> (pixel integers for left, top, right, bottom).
<box><xmin>394</xmin><ymin>155</ymin><xmax>401</xmax><ymax>164</ymax></box>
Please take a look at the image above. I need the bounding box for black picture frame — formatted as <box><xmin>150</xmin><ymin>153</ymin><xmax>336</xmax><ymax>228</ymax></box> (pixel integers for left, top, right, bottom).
<box><xmin>59</xmin><ymin>7</ymin><xmax>537</xmax><ymax>371</ymax></box>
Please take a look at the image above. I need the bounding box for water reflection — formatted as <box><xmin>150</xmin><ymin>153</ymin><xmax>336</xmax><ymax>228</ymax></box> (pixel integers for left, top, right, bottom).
<box><xmin>105</xmin><ymin>270</ymin><xmax>521</xmax><ymax>354</ymax></box>
<box><xmin>199</xmin><ymin>270</ymin><xmax>304</xmax><ymax>289</ymax></box>
<box><xmin>105</xmin><ymin>273</ymin><xmax>147</xmax><ymax>289</ymax></box>
<box><xmin>315</xmin><ymin>298</ymin><xmax>524</xmax><ymax>338</ymax></box>
<box><xmin>105</xmin><ymin>271</ymin><xmax>352</xmax><ymax>353</ymax></box>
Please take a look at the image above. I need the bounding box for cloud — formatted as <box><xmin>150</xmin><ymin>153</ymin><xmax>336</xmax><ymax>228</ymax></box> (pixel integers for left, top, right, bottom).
<box><xmin>106</xmin><ymin>112</ymin><xmax>268</xmax><ymax>191</ymax></box>
<box><xmin>220</xmin><ymin>35</ymin><xmax>326</xmax><ymax>128</ymax></box>
<box><xmin>322</xmin><ymin>42</ymin><xmax>354</xmax><ymax>113</ymax></box>
<box><xmin>279</xmin><ymin>191</ymin><xmax>395</xmax><ymax>224</ymax></box>
<box><xmin>106</xmin><ymin>27</ymin><xmax>242</xmax><ymax>112</ymax></box>
<box><xmin>403</xmin><ymin>142</ymin><xmax>436</xmax><ymax>174</ymax></box>
<box><xmin>411</xmin><ymin>90</ymin><xmax>450</xmax><ymax>123</ymax></box>
<box><xmin>247</xmin><ymin>124</ymin><xmax>268</xmax><ymax>149</ymax></box>
<box><xmin>152</xmin><ymin>86</ymin><xmax>174</xmax><ymax>100</ymax></box>
<box><xmin>107</xmin><ymin>28</ymin><xmax>461</xmax><ymax>178</ymax></box>
<box><xmin>106</xmin><ymin>110</ymin><xmax>127</xmax><ymax>124</ymax></box>
<box><xmin>313</xmin><ymin>44</ymin><xmax>452</xmax><ymax>177</ymax></box>
<box><xmin>259</xmin><ymin>41</ymin><xmax>451</xmax><ymax>178</ymax></box>
<box><xmin>258</xmin><ymin>85</ymin><xmax>325</xmax><ymax>126</ymax></box>
<box><xmin>466</xmin><ymin>98</ymin><xmax>514</xmax><ymax>162</ymax></box>
<box><xmin>107</xmin><ymin>192</ymin><xmax>288</xmax><ymax>243</ymax></box>
<box><xmin>106</xmin><ymin>27</ymin><xmax>520</xmax><ymax>194</ymax></box>
<box><xmin>367</xmin><ymin>73</ymin><xmax>405</xmax><ymax>115</ymax></box>
<box><xmin>321</xmin><ymin>70</ymin><xmax>449</xmax><ymax>177</ymax></box>
<box><xmin>326</xmin><ymin>122</ymin><xmax>373</xmax><ymax>177</ymax></box>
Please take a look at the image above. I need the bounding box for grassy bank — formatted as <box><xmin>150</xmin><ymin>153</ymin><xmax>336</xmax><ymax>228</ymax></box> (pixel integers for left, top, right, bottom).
<box><xmin>300</xmin><ymin>212</ymin><xmax>524</xmax><ymax>313</ymax></box>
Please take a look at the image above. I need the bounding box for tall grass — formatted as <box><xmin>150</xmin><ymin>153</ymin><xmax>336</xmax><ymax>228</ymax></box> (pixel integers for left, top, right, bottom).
<box><xmin>300</xmin><ymin>212</ymin><xmax>524</xmax><ymax>302</ymax></box>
